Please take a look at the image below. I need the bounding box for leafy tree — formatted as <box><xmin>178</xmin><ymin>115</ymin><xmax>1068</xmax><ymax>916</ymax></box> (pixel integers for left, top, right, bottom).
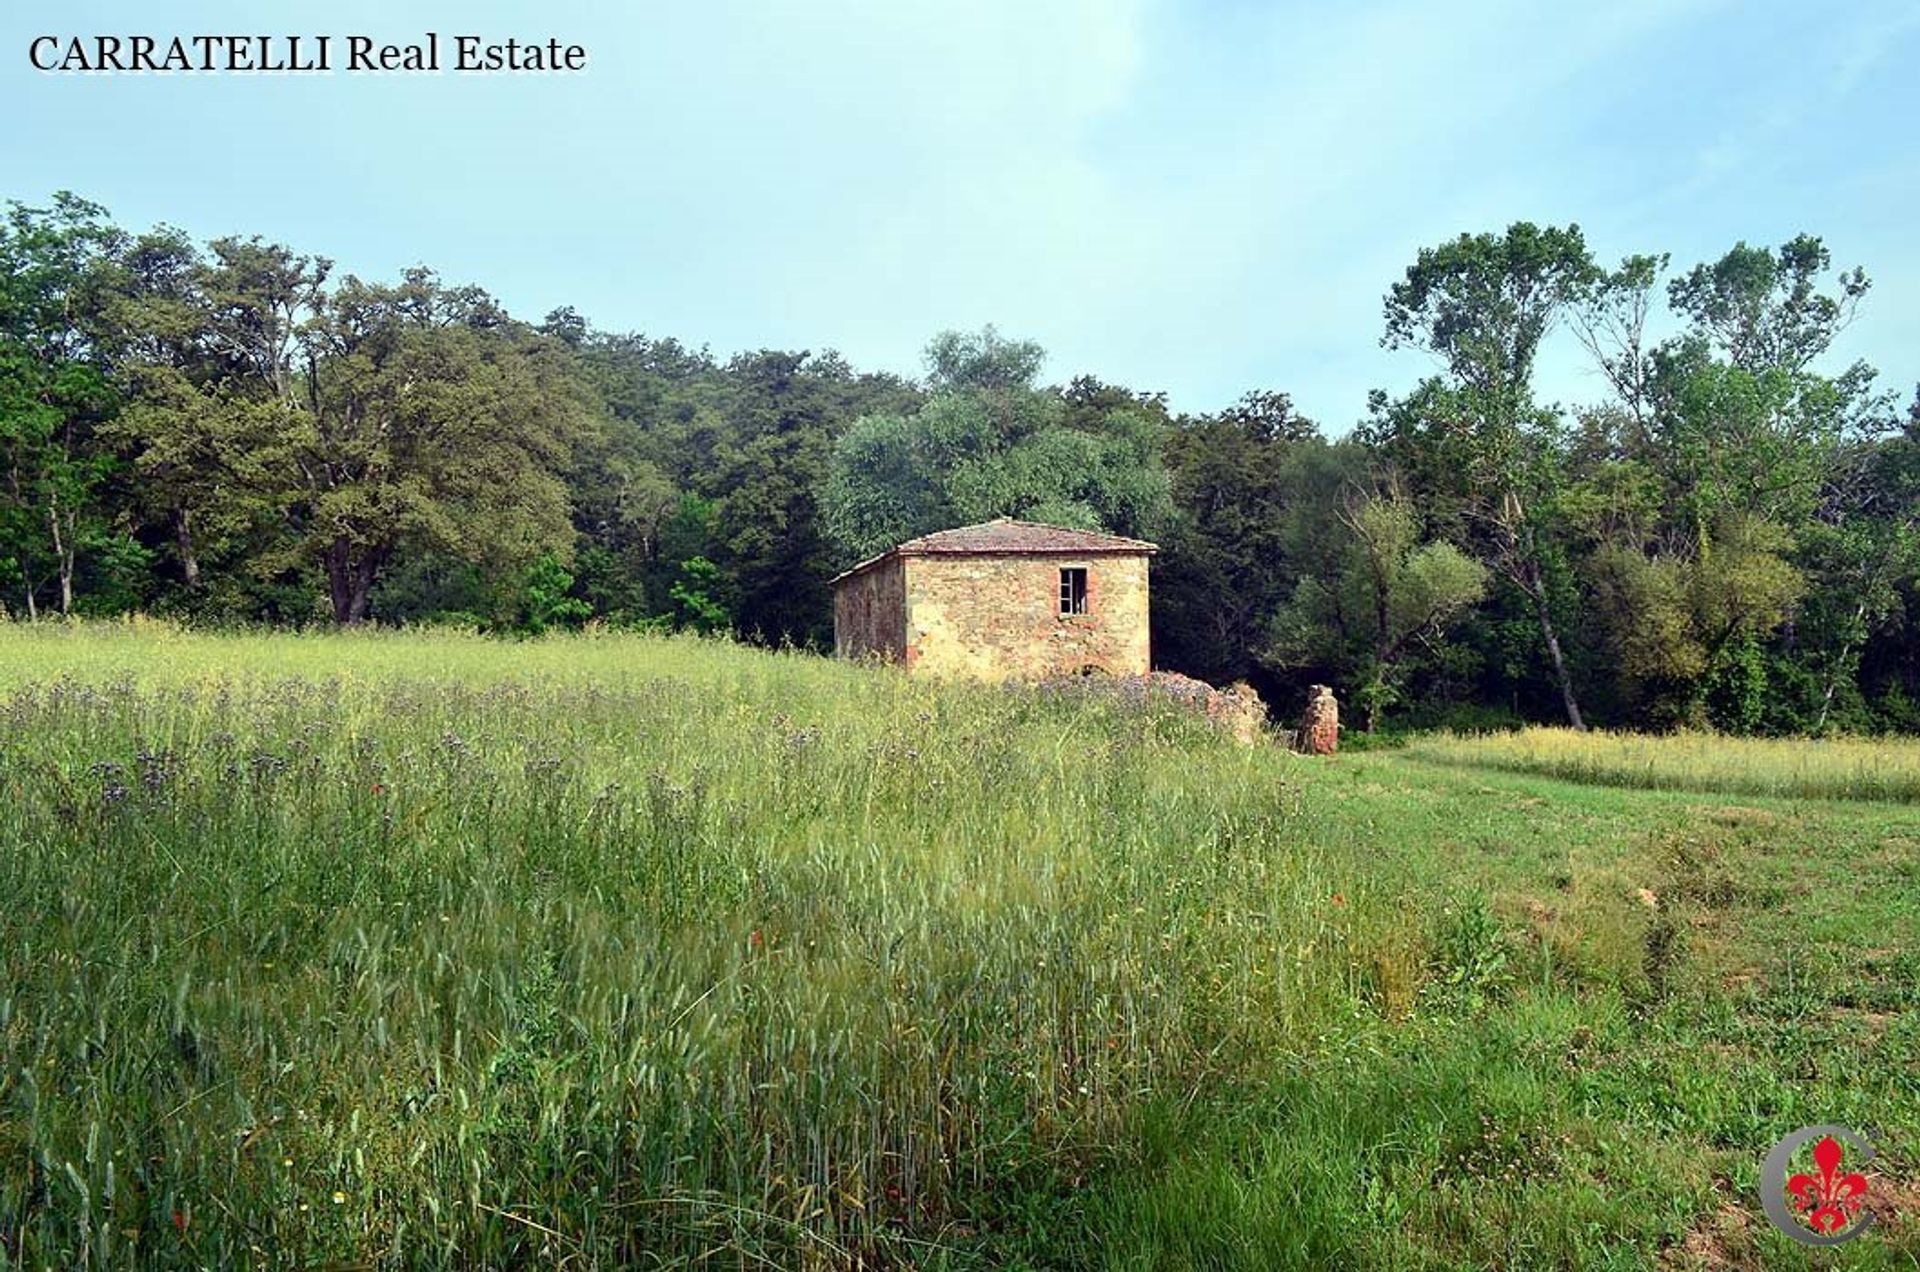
<box><xmin>0</xmin><ymin>193</ymin><xmax>133</xmax><ymax>617</ymax></box>
<box><xmin>1376</xmin><ymin>222</ymin><xmax>1600</xmax><ymax>727</ymax></box>
<box><xmin>1570</xmin><ymin>235</ymin><xmax>1892</xmax><ymax>728</ymax></box>
<box><xmin>1666</xmin><ymin>235</ymin><xmax>1868</xmax><ymax>375</ymax></box>
<box><xmin>504</xmin><ymin>552</ymin><xmax>593</xmax><ymax>635</ymax></box>
<box><xmin>708</xmin><ymin>350</ymin><xmax>914</xmax><ymax>645</ymax></box>
<box><xmin>1153</xmin><ymin>393</ymin><xmax>1323</xmax><ymax>685</ymax></box>
<box><xmin>1270</xmin><ymin>481</ymin><xmax>1487</xmax><ymax>730</ymax></box>
<box><xmin>98</xmin><ymin>231</ymin><xmax>329</xmax><ymax>600</ymax></box>
<box><xmin>283</xmin><ymin>271</ymin><xmax>598</xmax><ymax>624</ymax></box>
<box><xmin>669</xmin><ymin>556</ymin><xmax>730</xmax><ymax>633</ymax></box>
<box><xmin>822</xmin><ymin>329</ymin><xmax>1173</xmax><ymax>561</ymax></box>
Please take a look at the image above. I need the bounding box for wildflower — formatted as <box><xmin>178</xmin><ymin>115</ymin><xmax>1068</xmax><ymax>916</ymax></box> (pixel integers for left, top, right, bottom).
<box><xmin>332</xmin><ymin>1190</ymin><xmax>346</xmax><ymax>1205</ymax></box>
<box><xmin>748</xmin><ymin>929</ymin><xmax>764</xmax><ymax>949</ymax></box>
<box><xmin>1331</xmin><ymin>893</ymin><xmax>1346</xmax><ymax>907</ymax></box>
<box><xmin>371</xmin><ymin>782</ymin><xmax>385</xmax><ymax>795</ymax></box>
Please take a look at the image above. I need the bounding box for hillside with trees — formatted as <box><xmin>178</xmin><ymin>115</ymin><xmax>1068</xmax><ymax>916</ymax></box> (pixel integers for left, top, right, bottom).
<box><xmin>3</xmin><ymin>194</ymin><xmax>1915</xmax><ymax>733</ymax></box>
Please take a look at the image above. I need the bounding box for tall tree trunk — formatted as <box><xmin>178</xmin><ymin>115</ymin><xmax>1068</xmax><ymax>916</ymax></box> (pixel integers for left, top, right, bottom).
<box><xmin>326</xmin><ymin>538</ymin><xmax>381</xmax><ymax>624</ymax></box>
<box><xmin>1813</xmin><ymin>597</ymin><xmax>1872</xmax><ymax>733</ymax></box>
<box><xmin>1813</xmin><ymin>645</ymin><xmax>1854</xmax><ymax>733</ymax></box>
<box><xmin>1527</xmin><ymin>558</ymin><xmax>1585</xmax><ymax>731</ymax></box>
<box><xmin>175</xmin><ymin>507</ymin><xmax>202</xmax><ymax>589</ymax></box>
<box><xmin>47</xmin><ymin>499</ymin><xmax>73</xmax><ymax>616</ymax></box>
<box><xmin>348</xmin><ymin>554</ymin><xmax>377</xmax><ymax>624</ymax></box>
<box><xmin>326</xmin><ymin>538</ymin><xmax>359</xmax><ymax>625</ymax></box>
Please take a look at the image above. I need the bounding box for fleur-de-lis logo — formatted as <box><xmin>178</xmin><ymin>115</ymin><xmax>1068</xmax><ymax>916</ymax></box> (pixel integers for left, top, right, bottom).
<box><xmin>1786</xmin><ymin>1135</ymin><xmax>1868</xmax><ymax>1235</ymax></box>
<box><xmin>1762</xmin><ymin>1125</ymin><xmax>1875</xmax><ymax>1247</ymax></box>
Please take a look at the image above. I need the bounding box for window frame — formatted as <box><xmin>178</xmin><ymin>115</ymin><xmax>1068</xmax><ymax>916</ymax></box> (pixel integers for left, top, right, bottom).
<box><xmin>1058</xmin><ymin>565</ymin><xmax>1089</xmax><ymax>616</ymax></box>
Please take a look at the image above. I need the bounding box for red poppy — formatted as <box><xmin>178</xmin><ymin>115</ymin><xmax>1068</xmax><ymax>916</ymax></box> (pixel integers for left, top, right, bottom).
<box><xmin>1331</xmin><ymin>893</ymin><xmax>1346</xmax><ymax>907</ymax></box>
<box><xmin>371</xmin><ymin>783</ymin><xmax>385</xmax><ymax>795</ymax></box>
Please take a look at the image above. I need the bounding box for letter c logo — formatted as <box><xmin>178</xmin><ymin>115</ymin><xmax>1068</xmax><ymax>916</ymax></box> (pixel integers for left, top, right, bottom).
<box><xmin>1761</xmin><ymin>1124</ymin><xmax>1874</xmax><ymax>1246</ymax></box>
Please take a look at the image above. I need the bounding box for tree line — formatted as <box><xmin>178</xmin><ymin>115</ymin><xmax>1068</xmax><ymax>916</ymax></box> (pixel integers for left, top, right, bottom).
<box><xmin>3</xmin><ymin>193</ymin><xmax>1915</xmax><ymax>733</ymax></box>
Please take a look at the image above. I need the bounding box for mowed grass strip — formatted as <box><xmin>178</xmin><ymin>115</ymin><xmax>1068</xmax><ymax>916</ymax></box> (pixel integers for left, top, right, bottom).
<box><xmin>0</xmin><ymin>624</ymin><xmax>1914</xmax><ymax>1269</ymax></box>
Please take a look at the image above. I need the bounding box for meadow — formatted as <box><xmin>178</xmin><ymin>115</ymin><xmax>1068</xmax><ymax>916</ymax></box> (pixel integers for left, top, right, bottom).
<box><xmin>0</xmin><ymin>622</ymin><xmax>1915</xmax><ymax>1269</ymax></box>
<box><xmin>1406</xmin><ymin>728</ymin><xmax>1920</xmax><ymax>804</ymax></box>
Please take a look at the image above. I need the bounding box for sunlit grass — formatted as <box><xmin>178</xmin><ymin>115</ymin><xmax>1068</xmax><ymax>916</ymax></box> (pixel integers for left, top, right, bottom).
<box><xmin>1403</xmin><ymin>726</ymin><xmax>1920</xmax><ymax>803</ymax></box>
<box><xmin>0</xmin><ymin>623</ymin><xmax>1915</xmax><ymax>1268</ymax></box>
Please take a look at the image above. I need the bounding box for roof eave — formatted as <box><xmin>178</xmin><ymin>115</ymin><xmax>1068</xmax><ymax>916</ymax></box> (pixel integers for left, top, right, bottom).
<box><xmin>827</xmin><ymin>548</ymin><xmax>900</xmax><ymax>586</ymax></box>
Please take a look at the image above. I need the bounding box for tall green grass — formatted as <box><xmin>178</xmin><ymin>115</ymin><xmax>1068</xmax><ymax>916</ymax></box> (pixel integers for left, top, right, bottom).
<box><xmin>0</xmin><ymin>626</ymin><xmax>1380</xmax><ymax>1265</ymax></box>
<box><xmin>1</xmin><ymin>625</ymin><xmax>1914</xmax><ymax>1268</ymax></box>
<box><xmin>1403</xmin><ymin>726</ymin><xmax>1920</xmax><ymax>803</ymax></box>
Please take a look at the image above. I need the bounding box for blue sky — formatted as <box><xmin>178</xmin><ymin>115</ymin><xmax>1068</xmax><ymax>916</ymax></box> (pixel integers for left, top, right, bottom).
<box><xmin>6</xmin><ymin>0</ymin><xmax>1917</xmax><ymax>426</ymax></box>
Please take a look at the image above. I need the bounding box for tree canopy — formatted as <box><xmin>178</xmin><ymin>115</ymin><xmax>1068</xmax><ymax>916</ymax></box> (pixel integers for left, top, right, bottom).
<box><xmin>2</xmin><ymin>191</ymin><xmax>1915</xmax><ymax>736</ymax></box>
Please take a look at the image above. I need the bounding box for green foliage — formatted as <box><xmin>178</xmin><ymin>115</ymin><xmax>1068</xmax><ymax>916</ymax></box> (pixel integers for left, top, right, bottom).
<box><xmin>1666</xmin><ymin>234</ymin><xmax>1870</xmax><ymax>374</ymax></box>
<box><xmin>1703</xmin><ymin>634</ymin><xmax>1770</xmax><ymax>734</ymax></box>
<box><xmin>0</xmin><ymin>194</ymin><xmax>134</xmax><ymax>618</ymax></box>
<box><xmin>1383</xmin><ymin>221</ymin><xmax>1598</xmax><ymax>408</ymax></box>
<box><xmin>668</xmin><ymin>555</ymin><xmax>730</xmax><ymax>633</ymax></box>
<box><xmin>822</xmin><ymin>327</ymin><xmax>1174</xmax><ymax>562</ymax></box>
<box><xmin>1424</xmin><ymin>893</ymin><xmax>1514</xmax><ymax>1013</ymax></box>
<box><xmin>0</xmin><ymin>190</ymin><xmax>1917</xmax><ymax>739</ymax></box>
<box><xmin>503</xmin><ymin>552</ymin><xmax>592</xmax><ymax>635</ymax></box>
<box><xmin>1269</xmin><ymin>480</ymin><xmax>1487</xmax><ymax>730</ymax></box>
<box><xmin>1151</xmin><ymin>398</ymin><xmax>1326</xmax><ymax>686</ymax></box>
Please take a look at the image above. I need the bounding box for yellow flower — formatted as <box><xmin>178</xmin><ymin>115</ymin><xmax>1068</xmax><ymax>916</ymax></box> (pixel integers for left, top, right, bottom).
<box><xmin>331</xmin><ymin>1191</ymin><xmax>346</xmax><ymax>1205</ymax></box>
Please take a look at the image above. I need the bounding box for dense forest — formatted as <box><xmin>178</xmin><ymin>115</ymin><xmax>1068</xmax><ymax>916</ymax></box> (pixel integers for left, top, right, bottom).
<box><xmin>3</xmin><ymin>192</ymin><xmax>1915</xmax><ymax>733</ymax></box>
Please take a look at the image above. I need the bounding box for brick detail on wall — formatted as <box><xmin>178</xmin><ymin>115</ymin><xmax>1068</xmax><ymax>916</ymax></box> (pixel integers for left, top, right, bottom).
<box><xmin>832</xmin><ymin>555</ymin><xmax>907</xmax><ymax>661</ymax></box>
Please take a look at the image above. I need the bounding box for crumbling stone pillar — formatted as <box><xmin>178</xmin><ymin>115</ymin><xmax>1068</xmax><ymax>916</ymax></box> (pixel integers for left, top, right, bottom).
<box><xmin>1295</xmin><ymin>684</ymin><xmax>1339</xmax><ymax>755</ymax></box>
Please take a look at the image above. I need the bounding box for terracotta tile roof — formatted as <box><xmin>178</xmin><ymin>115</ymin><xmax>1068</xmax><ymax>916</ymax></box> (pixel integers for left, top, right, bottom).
<box><xmin>897</xmin><ymin>518</ymin><xmax>1158</xmax><ymax>555</ymax></box>
<box><xmin>831</xmin><ymin>518</ymin><xmax>1157</xmax><ymax>584</ymax></box>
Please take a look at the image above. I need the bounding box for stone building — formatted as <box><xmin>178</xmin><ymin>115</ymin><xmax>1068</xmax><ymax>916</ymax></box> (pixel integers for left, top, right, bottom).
<box><xmin>830</xmin><ymin>518</ymin><xmax>1156</xmax><ymax>679</ymax></box>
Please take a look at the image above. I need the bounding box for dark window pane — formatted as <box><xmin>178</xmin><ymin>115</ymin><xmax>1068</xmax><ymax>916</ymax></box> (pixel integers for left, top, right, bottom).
<box><xmin>1059</xmin><ymin>567</ymin><xmax>1088</xmax><ymax>615</ymax></box>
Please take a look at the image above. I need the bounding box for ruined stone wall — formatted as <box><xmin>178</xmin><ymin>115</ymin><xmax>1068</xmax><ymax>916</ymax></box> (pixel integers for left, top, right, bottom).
<box><xmin>1295</xmin><ymin>684</ymin><xmax>1339</xmax><ymax>755</ymax></box>
<box><xmin>832</xmin><ymin>556</ymin><xmax>907</xmax><ymax>661</ymax></box>
<box><xmin>902</xmin><ymin>553</ymin><xmax>1150</xmax><ymax>679</ymax></box>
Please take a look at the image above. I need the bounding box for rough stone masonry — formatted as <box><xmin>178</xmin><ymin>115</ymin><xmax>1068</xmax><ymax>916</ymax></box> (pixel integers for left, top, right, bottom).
<box><xmin>831</xmin><ymin>519</ymin><xmax>1156</xmax><ymax>680</ymax></box>
<box><xmin>1296</xmin><ymin>685</ymin><xmax>1340</xmax><ymax>755</ymax></box>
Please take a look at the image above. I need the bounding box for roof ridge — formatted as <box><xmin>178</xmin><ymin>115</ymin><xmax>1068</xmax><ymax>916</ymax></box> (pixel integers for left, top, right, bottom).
<box><xmin>830</xmin><ymin>518</ymin><xmax>1158</xmax><ymax>585</ymax></box>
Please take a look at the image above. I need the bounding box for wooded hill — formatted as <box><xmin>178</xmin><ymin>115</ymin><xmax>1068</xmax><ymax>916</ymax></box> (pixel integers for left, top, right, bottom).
<box><xmin>3</xmin><ymin>193</ymin><xmax>1915</xmax><ymax>733</ymax></box>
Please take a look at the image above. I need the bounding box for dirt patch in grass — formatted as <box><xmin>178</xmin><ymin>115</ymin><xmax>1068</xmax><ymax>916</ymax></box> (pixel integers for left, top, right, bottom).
<box><xmin>1662</xmin><ymin>1200</ymin><xmax>1758</xmax><ymax>1271</ymax></box>
<box><xmin>1867</xmin><ymin>1170</ymin><xmax>1920</xmax><ymax>1242</ymax></box>
<box><xmin>1663</xmin><ymin>1169</ymin><xmax>1919</xmax><ymax>1269</ymax></box>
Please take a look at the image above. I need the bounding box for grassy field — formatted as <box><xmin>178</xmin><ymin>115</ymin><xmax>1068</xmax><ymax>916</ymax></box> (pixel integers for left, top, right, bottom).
<box><xmin>0</xmin><ymin>622</ymin><xmax>1916</xmax><ymax>1269</ymax></box>
<box><xmin>1406</xmin><ymin>727</ymin><xmax>1920</xmax><ymax>804</ymax></box>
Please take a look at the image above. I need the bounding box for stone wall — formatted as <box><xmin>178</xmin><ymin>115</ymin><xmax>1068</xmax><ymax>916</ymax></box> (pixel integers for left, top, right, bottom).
<box><xmin>901</xmin><ymin>553</ymin><xmax>1150</xmax><ymax>679</ymax></box>
<box><xmin>832</xmin><ymin>555</ymin><xmax>906</xmax><ymax>661</ymax></box>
